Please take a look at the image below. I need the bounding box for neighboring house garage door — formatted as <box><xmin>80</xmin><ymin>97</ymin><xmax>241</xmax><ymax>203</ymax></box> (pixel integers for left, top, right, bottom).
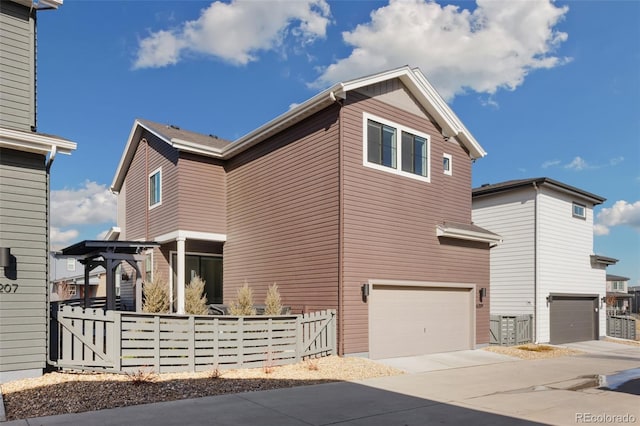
<box><xmin>368</xmin><ymin>283</ymin><xmax>475</xmax><ymax>359</ymax></box>
<box><xmin>549</xmin><ymin>294</ymin><xmax>599</xmax><ymax>344</ymax></box>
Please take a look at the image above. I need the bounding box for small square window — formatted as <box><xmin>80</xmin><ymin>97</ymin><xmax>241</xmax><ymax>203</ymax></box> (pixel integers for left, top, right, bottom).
<box><xmin>149</xmin><ymin>168</ymin><xmax>162</xmax><ymax>208</ymax></box>
<box><xmin>443</xmin><ymin>153</ymin><xmax>452</xmax><ymax>176</ymax></box>
<box><xmin>66</xmin><ymin>258</ymin><xmax>76</xmax><ymax>271</ymax></box>
<box><xmin>572</xmin><ymin>202</ymin><xmax>586</xmax><ymax>219</ymax></box>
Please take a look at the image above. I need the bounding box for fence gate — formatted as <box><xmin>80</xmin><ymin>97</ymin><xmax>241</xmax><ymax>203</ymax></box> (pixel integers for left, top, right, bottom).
<box><xmin>49</xmin><ymin>304</ymin><xmax>117</xmax><ymax>370</ymax></box>
<box><xmin>490</xmin><ymin>314</ymin><xmax>533</xmax><ymax>346</ymax></box>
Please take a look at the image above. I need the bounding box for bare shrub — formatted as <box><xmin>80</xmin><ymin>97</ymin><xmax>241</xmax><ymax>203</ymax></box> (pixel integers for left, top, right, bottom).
<box><xmin>142</xmin><ymin>273</ymin><xmax>170</xmax><ymax>313</ymax></box>
<box><xmin>305</xmin><ymin>358</ymin><xmax>320</xmax><ymax>371</ymax></box>
<box><xmin>228</xmin><ymin>282</ymin><xmax>256</xmax><ymax>316</ymax></box>
<box><xmin>208</xmin><ymin>365</ymin><xmax>222</xmax><ymax>379</ymax></box>
<box><xmin>185</xmin><ymin>275</ymin><xmax>209</xmax><ymax>315</ymax></box>
<box><xmin>263</xmin><ymin>283</ymin><xmax>282</xmax><ymax>316</ymax></box>
<box><xmin>126</xmin><ymin>368</ymin><xmax>157</xmax><ymax>385</ymax></box>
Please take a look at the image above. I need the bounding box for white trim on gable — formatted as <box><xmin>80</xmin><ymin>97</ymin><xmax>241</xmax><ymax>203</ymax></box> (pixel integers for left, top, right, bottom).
<box><xmin>111</xmin><ymin>66</ymin><xmax>486</xmax><ymax>193</ymax></box>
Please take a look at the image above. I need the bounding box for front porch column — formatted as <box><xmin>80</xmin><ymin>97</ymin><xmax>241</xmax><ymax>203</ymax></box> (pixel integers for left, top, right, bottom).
<box><xmin>176</xmin><ymin>237</ymin><xmax>186</xmax><ymax>314</ymax></box>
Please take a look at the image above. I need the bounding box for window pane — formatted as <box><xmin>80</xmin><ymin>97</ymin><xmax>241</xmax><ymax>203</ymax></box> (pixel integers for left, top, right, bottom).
<box><xmin>401</xmin><ymin>132</ymin><xmax>427</xmax><ymax>176</ymax></box>
<box><xmin>414</xmin><ymin>136</ymin><xmax>426</xmax><ymax>176</ymax></box>
<box><xmin>401</xmin><ymin>132</ymin><xmax>413</xmax><ymax>172</ymax></box>
<box><xmin>381</xmin><ymin>126</ymin><xmax>396</xmax><ymax>168</ymax></box>
<box><xmin>367</xmin><ymin>121</ymin><xmax>382</xmax><ymax>164</ymax></box>
<box><xmin>368</xmin><ymin>120</ymin><xmax>396</xmax><ymax>168</ymax></box>
<box><xmin>443</xmin><ymin>156</ymin><xmax>450</xmax><ymax>171</ymax></box>
<box><xmin>149</xmin><ymin>172</ymin><xmax>160</xmax><ymax>206</ymax></box>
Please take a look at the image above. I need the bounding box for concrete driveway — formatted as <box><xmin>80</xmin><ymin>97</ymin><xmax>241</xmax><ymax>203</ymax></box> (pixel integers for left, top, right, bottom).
<box><xmin>4</xmin><ymin>340</ymin><xmax>639</xmax><ymax>426</ymax></box>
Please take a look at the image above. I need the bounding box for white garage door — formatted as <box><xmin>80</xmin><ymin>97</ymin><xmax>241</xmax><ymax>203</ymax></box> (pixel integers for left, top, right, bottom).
<box><xmin>369</xmin><ymin>284</ymin><xmax>475</xmax><ymax>359</ymax></box>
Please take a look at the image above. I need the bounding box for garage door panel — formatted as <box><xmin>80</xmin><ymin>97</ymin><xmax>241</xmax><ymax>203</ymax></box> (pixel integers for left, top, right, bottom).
<box><xmin>369</xmin><ymin>285</ymin><xmax>473</xmax><ymax>359</ymax></box>
<box><xmin>550</xmin><ymin>296</ymin><xmax>597</xmax><ymax>344</ymax></box>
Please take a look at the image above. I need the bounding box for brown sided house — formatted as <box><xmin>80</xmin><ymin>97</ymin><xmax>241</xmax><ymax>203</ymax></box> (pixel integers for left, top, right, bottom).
<box><xmin>111</xmin><ymin>66</ymin><xmax>500</xmax><ymax>359</ymax></box>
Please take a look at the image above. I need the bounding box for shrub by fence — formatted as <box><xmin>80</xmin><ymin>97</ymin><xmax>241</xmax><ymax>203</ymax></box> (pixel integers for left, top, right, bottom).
<box><xmin>606</xmin><ymin>316</ymin><xmax>636</xmax><ymax>340</ymax></box>
<box><xmin>489</xmin><ymin>315</ymin><xmax>533</xmax><ymax>346</ymax></box>
<box><xmin>49</xmin><ymin>304</ymin><xmax>336</xmax><ymax>374</ymax></box>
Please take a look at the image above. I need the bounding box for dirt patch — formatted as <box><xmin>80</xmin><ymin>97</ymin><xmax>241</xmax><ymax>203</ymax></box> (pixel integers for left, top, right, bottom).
<box><xmin>484</xmin><ymin>344</ymin><xmax>582</xmax><ymax>360</ymax></box>
<box><xmin>0</xmin><ymin>356</ymin><xmax>402</xmax><ymax>421</ymax></box>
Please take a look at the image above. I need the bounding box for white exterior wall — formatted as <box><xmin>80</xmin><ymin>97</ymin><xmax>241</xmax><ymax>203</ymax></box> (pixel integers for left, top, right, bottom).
<box><xmin>536</xmin><ymin>188</ymin><xmax>605</xmax><ymax>342</ymax></box>
<box><xmin>472</xmin><ymin>188</ymin><xmax>535</xmax><ymax>316</ymax></box>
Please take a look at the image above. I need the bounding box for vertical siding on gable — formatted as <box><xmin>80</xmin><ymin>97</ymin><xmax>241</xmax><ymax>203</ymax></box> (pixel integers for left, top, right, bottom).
<box><xmin>472</xmin><ymin>189</ymin><xmax>536</xmax><ymax>315</ymax></box>
<box><xmin>340</xmin><ymin>91</ymin><xmax>490</xmax><ymax>354</ymax></box>
<box><xmin>536</xmin><ymin>188</ymin><xmax>605</xmax><ymax>342</ymax></box>
<box><xmin>224</xmin><ymin>106</ymin><xmax>341</xmax><ymax>313</ymax></box>
<box><xmin>0</xmin><ymin>148</ymin><xmax>47</xmax><ymax>376</ymax></box>
<box><xmin>0</xmin><ymin>1</ymin><xmax>35</xmax><ymax>131</ymax></box>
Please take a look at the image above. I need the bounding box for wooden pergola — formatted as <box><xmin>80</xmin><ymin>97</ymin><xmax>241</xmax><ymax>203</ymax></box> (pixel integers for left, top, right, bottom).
<box><xmin>58</xmin><ymin>240</ymin><xmax>159</xmax><ymax>311</ymax></box>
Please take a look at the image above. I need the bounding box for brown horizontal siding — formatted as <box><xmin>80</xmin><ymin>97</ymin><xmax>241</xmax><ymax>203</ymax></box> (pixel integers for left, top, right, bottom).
<box><xmin>340</xmin><ymin>92</ymin><xmax>489</xmax><ymax>354</ymax></box>
<box><xmin>224</xmin><ymin>106</ymin><xmax>341</xmax><ymax>314</ymax></box>
<box><xmin>177</xmin><ymin>153</ymin><xmax>226</xmax><ymax>234</ymax></box>
<box><xmin>125</xmin><ymin>132</ymin><xmax>179</xmax><ymax>241</ymax></box>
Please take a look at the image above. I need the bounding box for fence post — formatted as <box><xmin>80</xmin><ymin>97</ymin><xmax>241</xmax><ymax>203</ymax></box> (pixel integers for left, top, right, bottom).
<box><xmin>154</xmin><ymin>315</ymin><xmax>161</xmax><ymax>372</ymax></box>
<box><xmin>295</xmin><ymin>314</ymin><xmax>303</xmax><ymax>362</ymax></box>
<box><xmin>238</xmin><ymin>317</ymin><xmax>244</xmax><ymax>367</ymax></box>
<box><xmin>112</xmin><ymin>311</ymin><xmax>121</xmax><ymax>372</ymax></box>
<box><xmin>189</xmin><ymin>316</ymin><xmax>196</xmax><ymax>372</ymax></box>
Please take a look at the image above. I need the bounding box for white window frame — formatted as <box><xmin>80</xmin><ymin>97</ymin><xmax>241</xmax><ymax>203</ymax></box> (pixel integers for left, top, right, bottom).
<box><xmin>443</xmin><ymin>153</ymin><xmax>453</xmax><ymax>176</ymax></box>
<box><xmin>68</xmin><ymin>284</ymin><xmax>77</xmax><ymax>296</ymax></box>
<box><xmin>66</xmin><ymin>258</ymin><xmax>76</xmax><ymax>272</ymax></box>
<box><xmin>572</xmin><ymin>202</ymin><xmax>586</xmax><ymax>219</ymax></box>
<box><xmin>363</xmin><ymin>112</ymin><xmax>431</xmax><ymax>183</ymax></box>
<box><xmin>149</xmin><ymin>167</ymin><xmax>162</xmax><ymax>209</ymax></box>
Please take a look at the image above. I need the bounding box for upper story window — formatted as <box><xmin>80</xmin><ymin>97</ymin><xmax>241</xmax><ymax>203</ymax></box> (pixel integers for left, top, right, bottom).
<box><xmin>149</xmin><ymin>167</ymin><xmax>162</xmax><ymax>208</ymax></box>
<box><xmin>66</xmin><ymin>258</ymin><xmax>76</xmax><ymax>272</ymax></box>
<box><xmin>572</xmin><ymin>202</ymin><xmax>586</xmax><ymax>219</ymax></box>
<box><xmin>612</xmin><ymin>281</ymin><xmax>625</xmax><ymax>291</ymax></box>
<box><xmin>363</xmin><ymin>113</ymin><xmax>430</xmax><ymax>182</ymax></box>
<box><xmin>443</xmin><ymin>153</ymin><xmax>452</xmax><ymax>176</ymax></box>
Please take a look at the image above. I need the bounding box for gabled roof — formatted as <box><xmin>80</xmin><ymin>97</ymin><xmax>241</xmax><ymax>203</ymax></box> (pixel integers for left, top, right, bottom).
<box><xmin>111</xmin><ymin>119</ymin><xmax>231</xmax><ymax>192</ymax></box>
<box><xmin>472</xmin><ymin>177</ymin><xmax>606</xmax><ymax>205</ymax></box>
<box><xmin>607</xmin><ymin>274</ymin><xmax>630</xmax><ymax>282</ymax></box>
<box><xmin>112</xmin><ymin>65</ymin><xmax>485</xmax><ymax>193</ymax></box>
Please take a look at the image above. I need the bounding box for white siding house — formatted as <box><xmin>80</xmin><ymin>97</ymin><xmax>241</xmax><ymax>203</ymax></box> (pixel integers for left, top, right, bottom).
<box><xmin>473</xmin><ymin>178</ymin><xmax>615</xmax><ymax>344</ymax></box>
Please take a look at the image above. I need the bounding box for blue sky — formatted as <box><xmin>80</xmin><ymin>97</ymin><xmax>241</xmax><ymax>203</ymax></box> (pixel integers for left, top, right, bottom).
<box><xmin>36</xmin><ymin>0</ymin><xmax>639</xmax><ymax>285</ymax></box>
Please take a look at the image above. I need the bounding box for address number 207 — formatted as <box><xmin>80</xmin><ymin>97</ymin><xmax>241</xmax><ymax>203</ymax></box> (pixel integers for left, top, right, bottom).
<box><xmin>0</xmin><ymin>284</ymin><xmax>18</xmax><ymax>293</ymax></box>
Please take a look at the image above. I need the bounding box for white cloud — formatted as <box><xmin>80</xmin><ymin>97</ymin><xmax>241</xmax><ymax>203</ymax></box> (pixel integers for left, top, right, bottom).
<box><xmin>543</xmin><ymin>156</ymin><xmax>625</xmax><ymax>171</ymax></box>
<box><xmin>50</xmin><ymin>227</ymin><xmax>79</xmax><ymax>251</ymax></box>
<box><xmin>595</xmin><ymin>200</ymin><xmax>640</xmax><ymax>235</ymax></box>
<box><xmin>313</xmin><ymin>0</ymin><xmax>569</xmax><ymax>100</ymax></box>
<box><xmin>593</xmin><ymin>223</ymin><xmax>609</xmax><ymax>236</ymax></box>
<box><xmin>542</xmin><ymin>159</ymin><xmax>561</xmax><ymax>169</ymax></box>
<box><xmin>134</xmin><ymin>0</ymin><xmax>331</xmax><ymax>68</ymax></box>
<box><xmin>564</xmin><ymin>156</ymin><xmax>589</xmax><ymax>171</ymax></box>
<box><xmin>51</xmin><ymin>181</ymin><xmax>117</xmax><ymax>228</ymax></box>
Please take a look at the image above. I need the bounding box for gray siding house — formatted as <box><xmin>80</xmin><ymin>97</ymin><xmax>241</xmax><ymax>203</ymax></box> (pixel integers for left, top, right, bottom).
<box><xmin>0</xmin><ymin>0</ymin><xmax>76</xmax><ymax>383</ymax></box>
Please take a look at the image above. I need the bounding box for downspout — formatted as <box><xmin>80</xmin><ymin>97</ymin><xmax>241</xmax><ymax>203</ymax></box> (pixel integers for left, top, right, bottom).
<box><xmin>45</xmin><ymin>145</ymin><xmax>55</xmax><ymax>366</ymax></box>
<box><xmin>533</xmin><ymin>182</ymin><xmax>540</xmax><ymax>343</ymax></box>
<box><xmin>336</xmin><ymin>93</ymin><xmax>345</xmax><ymax>356</ymax></box>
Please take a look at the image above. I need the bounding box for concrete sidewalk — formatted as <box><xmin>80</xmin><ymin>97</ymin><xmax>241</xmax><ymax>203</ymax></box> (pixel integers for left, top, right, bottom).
<box><xmin>3</xmin><ymin>341</ymin><xmax>639</xmax><ymax>426</ymax></box>
<box><xmin>376</xmin><ymin>347</ymin><xmax>519</xmax><ymax>373</ymax></box>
